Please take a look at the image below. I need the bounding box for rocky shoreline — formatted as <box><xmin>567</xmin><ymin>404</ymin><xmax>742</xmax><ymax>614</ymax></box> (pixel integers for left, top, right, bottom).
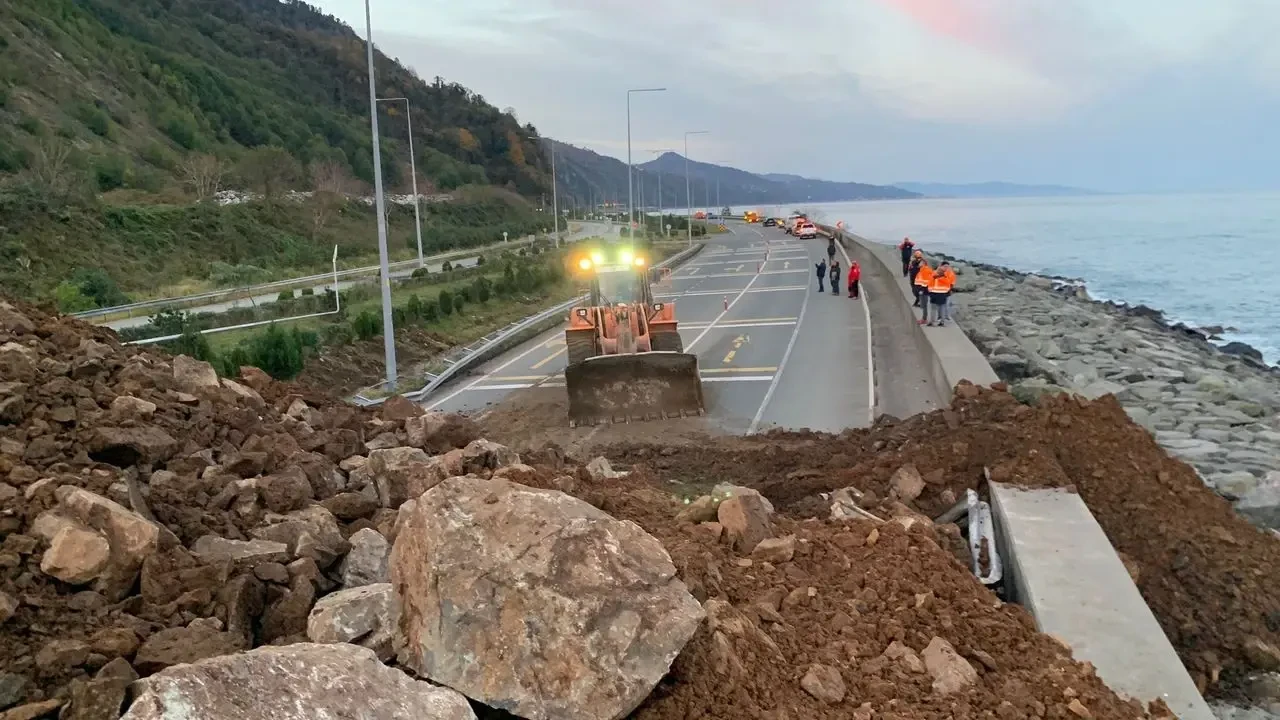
<box><xmin>945</xmin><ymin>257</ymin><xmax>1280</xmax><ymax>529</ymax></box>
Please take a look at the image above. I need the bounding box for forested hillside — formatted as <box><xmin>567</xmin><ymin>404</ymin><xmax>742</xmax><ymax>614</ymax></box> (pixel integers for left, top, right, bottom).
<box><xmin>0</xmin><ymin>0</ymin><xmax>552</xmax><ymax>304</ymax></box>
<box><xmin>0</xmin><ymin>0</ymin><xmax>548</xmax><ymax>192</ymax></box>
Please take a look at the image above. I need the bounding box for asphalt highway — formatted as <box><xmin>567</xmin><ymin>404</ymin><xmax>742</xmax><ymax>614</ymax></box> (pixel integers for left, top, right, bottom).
<box><xmin>424</xmin><ymin>224</ymin><xmax>879</xmax><ymax>434</ymax></box>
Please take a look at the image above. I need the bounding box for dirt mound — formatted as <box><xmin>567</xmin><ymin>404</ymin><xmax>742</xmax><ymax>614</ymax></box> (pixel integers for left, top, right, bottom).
<box><xmin>508</xmin><ymin>467</ymin><xmax>1163</xmax><ymax>719</ymax></box>
<box><xmin>0</xmin><ymin>298</ymin><xmax>484</xmax><ymax>711</ymax></box>
<box><xmin>599</xmin><ymin>383</ymin><xmax>1280</xmax><ymax>697</ymax></box>
<box><xmin>297</xmin><ymin>328</ymin><xmax>449</xmax><ymax>397</ymax></box>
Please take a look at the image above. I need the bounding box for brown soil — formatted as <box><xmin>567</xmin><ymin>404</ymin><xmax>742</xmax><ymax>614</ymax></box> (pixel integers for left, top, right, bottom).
<box><xmin>474</xmin><ymin>385</ymin><xmax>726</xmax><ymax>458</ymax></box>
<box><xmin>507</xmin><ymin>467</ymin><xmax>1164</xmax><ymax>719</ymax></box>
<box><xmin>591</xmin><ymin>384</ymin><xmax>1280</xmax><ymax>697</ymax></box>
<box><xmin>296</xmin><ymin>328</ymin><xmax>449</xmax><ymax>396</ymax></box>
<box><xmin>2</xmin><ymin>292</ymin><xmax>1261</xmax><ymax>718</ymax></box>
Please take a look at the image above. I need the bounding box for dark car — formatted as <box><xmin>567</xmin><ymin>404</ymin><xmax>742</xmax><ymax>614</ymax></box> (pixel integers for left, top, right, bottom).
<box><xmin>762</xmin><ymin>217</ymin><xmax>777</xmax><ymax>227</ymax></box>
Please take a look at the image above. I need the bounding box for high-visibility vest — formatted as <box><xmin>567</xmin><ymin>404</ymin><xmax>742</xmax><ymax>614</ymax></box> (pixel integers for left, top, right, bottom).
<box><xmin>929</xmin><ymin>269</ymin><xmax>955</xmax><ymax>293</ymax></box>
<box><xmin>914</xmin><ymin>265</ymin><xmax>934</xmax><ymax>287</ymax></box>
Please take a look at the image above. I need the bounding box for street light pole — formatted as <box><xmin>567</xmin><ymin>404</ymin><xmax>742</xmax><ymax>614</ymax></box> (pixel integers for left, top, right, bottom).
<box><xmin>363</xmin><ymin>0</ymin><xmax>396</xmax><ymax>388</ymax></box>
<box><xmin>375</xmin><ymin>97</ymin><xmax>423</xmax><ymax>268</ymax></box>
<box><xmin>626</xmin><ymin>87</ymin><xmax>666</xmax><ymax>234</ymax></box>
<box><xmin>683</xmin><ymin>130</ymin><xmax>709</xmax><ymax>247</ymax></box>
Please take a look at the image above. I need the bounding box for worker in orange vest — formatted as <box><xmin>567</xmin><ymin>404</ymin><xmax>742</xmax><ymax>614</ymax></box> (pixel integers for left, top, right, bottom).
<box><xmin>926</xmin><ymin>261</ymin><xmax>957</xmax><ymax>326</ymax></box>
<box><xmin>913</xmin><ymin>261</ymin><xmax>934</xmax><ymax>325</ymax></box>
<box><xmin>907</xmin><ymin>250</ymin><xmax>926</xmax><ymax>307</ymax></box>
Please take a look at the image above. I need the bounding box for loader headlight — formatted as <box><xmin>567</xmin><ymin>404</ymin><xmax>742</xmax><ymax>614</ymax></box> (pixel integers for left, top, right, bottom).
<box><xmin>619</xmin><ymin>249</ymin><xmax>634</xmax><ymax>264</ymax></box>
<box><xmin>576</xmin><ymin>308</ymin><xmax>588</xmax><ymax>317</ymax></box>
<box><xmin>590</xmin><ymin>251</ymin><xmax>604</xmax><ymax>265</ymax></box>
<box><xmin>577</xmin><ymin>258</ymin><xmax>592</xmax><ymax>271</ymax></box>
<box><xmin>653</xmin><ymin>303</ymin><xmax>664</xmax><ymax>311</ymax></box>
<box><xmin>633</xmin><ymin>256</ymin><xmax>646</xmax><ymax>267</ymax></box>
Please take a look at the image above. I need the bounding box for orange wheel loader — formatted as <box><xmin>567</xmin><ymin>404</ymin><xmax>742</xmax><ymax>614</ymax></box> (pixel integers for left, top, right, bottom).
<box><xmin>563</xmin><ymin>246</ymin><xmax>705</xmax><ymax>426</ymax></box>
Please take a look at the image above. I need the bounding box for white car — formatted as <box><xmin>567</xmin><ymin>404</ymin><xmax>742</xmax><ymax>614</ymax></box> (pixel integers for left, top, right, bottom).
<box><xmin>797</xmin><ymin>222</ymin><xmax>818</xmax><ymax>239</ymax></box>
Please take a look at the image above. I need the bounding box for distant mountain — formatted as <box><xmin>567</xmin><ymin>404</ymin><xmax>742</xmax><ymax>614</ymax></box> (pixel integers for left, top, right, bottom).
<box><xmin>545</xmin><ymin>144</ymin><xmax>917</xmax><ymax>209</ymax></box>
<box><xmin>893</xmin><ymin>182</ymin><xmax>1099</xmax><ymax>198</ymax></box>
<box><xmin>642</xmin><ymin>153</ymin><xmax>917</xmax><ymax>204</ymax></box>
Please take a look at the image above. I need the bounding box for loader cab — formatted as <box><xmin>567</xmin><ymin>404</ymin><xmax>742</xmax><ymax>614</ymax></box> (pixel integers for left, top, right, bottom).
<box><xmin>574</xmin><ymin>247</ymin><xmax>654</xmax><ymax>306</ymax></box>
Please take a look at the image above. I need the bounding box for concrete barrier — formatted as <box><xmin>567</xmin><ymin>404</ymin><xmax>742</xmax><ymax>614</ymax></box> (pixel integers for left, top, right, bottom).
<box><xmin>990</xmin><ymin>483</ymin><xmax>1214</xmax><ymax>719</ymax></box>
<box><xmin>821</xmin><ymin>225</ymin><xmax>998</xmax><ymax>398</ymax></box>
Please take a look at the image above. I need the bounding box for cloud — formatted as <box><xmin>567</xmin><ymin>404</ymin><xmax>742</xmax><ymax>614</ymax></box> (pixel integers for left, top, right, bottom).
<box><xmin>318</xmin><ymin>0</ymin><xmax>1280</xmax><ymax>192</ymax></box>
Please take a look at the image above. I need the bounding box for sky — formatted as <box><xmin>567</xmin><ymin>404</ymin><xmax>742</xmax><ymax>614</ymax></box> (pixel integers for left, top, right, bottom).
<box><xmin>313</xmin><ymin>0</ymin><xmax>1280</xmax><ymax>193</ymax></box>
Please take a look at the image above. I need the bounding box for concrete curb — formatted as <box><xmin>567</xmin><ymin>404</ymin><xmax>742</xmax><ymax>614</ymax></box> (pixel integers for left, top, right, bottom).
<box><xmin>821</xmin><ymin>225</ymin><xmax>998</xmax><ymax>397</ymax></box>
<box><xmin>990</xmin><ymin>483</ymin><xmax>1214</xmax><ymax>719</ymax></box>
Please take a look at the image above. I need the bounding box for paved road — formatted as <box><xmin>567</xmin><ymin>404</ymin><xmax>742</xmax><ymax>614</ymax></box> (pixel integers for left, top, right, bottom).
<box><xmin>423</xmin><ymin>224</ymin><xmax>880</xmax><ymax>434</ymax></box>
<box><xmin>103</xmin><ymin>222</ymin><xmax>611</xmax><ymax>332</ymax></box>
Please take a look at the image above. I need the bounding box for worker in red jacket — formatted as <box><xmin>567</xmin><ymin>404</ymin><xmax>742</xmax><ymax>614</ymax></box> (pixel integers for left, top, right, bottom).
<box><xmin>847</xmin><ymin>262</ymin><xmax>861</xmax><ymax>299</ymax></box>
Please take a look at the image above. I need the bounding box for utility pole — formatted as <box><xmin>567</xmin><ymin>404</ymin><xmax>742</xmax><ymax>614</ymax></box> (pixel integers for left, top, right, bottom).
<box><xmin>651</xmin><ymin>148</ymin><xmax>674</xmax><ymax>233</ymax></box>
<box><xmin>363</xmin><ymin>0</ymin><xmax>396</xmax><ymax>388</ymax></box>
<box><xmin>550</xmin><ymin>140</ymin><xmax>559</xmax><ymax>247</ymax></box>
<box><xmin>375</xmin><ymin>97</ymin><xmax>423</xmax><ymax>268</ymax></box>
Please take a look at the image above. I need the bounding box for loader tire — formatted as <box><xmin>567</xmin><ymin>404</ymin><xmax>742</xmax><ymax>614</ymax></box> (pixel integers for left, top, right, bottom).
<box><xmin>651</xmin><ymin>330</ymin><xmax>684</xmax><ymax>353</ymax></box>
<box><xmin>566</xmin><ymin>330</ymin><xmax>597</xmax><ymax>365</ymax></box>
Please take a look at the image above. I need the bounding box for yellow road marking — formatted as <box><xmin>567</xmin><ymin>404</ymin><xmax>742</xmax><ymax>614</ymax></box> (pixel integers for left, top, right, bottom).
<box><xmin>530</xmin><ymin>346</ymin><xmax>566</xmax><ymax>370</ymax></box>
<box><xmin>701</xmin><ymin>366</ymin><xmax>778</xmax><ymax>373</ymax></box>
<box><xmin>721</xmin><ymin>334</ymin><xmax>747</xmax><ymax>363</ymax></box>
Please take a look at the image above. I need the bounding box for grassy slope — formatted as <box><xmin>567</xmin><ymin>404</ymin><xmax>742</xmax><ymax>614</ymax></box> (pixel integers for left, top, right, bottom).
<box><xmin>0</xmin><ymin>0</ymin><xmax>556</xmax><ymax>303</ymax></box>
<box><xmin>0</xmin><ymin>185</ymin><xmax>548</xmax><ymax>301</ymax></box>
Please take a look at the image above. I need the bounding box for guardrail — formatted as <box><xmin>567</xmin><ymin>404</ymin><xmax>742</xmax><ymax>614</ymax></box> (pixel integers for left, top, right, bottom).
<box><xmin>71</xmin><ymin>239</ymin><xmax>540</xmax><ymax>321</ymax></box>
<box><xmin>350</xmin><ymin>241</ymin><xmax>706</xmax><ymax>407</ymax></box>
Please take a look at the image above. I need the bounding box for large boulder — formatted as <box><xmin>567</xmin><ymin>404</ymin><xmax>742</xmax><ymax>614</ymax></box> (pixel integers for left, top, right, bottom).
<box><xmin>340</xmin><ymin>528</ymin><xmax>390</xmax><ymax>588</ymax></box>
<box><xmin>306</xmin><ymin>583</ymin><xmax>397</xmax><ymax>660</ymax></box>
<box><xmin>250</xmin><ymin>506</ymin><xmax>349</xmax><ymax>568</ymax></box>
<box><xmin>133</xmin><ymin>621</ymin><xmax>245</xmax><ymax>675</ymax></box>
<box><xmin>86</xmin><ymin>426</ymin><xmax>178</xmax><ymax>467</ymax></box>
<box><xmin>42</xmin><ymin>487</ymin><xmax>159</xmax><ymax>600</ymax></box>
<box><xmin>122</xmin><ymin>643</ymin><xmax>475</xmax><ymax>720</ymax></box>
<box><xmin>459</xmin><ymin>439</ymin><xmax>520</xmax><ymax>474</ymax></box>
<box><xmin>366</xmin><ymin>447</ymin><xmax>442</xmax><ymax>508</ymax></box>
<box><xmin>391</xmin><ymin>476</ymin><xmax>703</xmax><ymax>720</ymax></box>
<box><xmin>172</xmin><ymin>355</ymin><xmax>219</xmax><ymax>393</ymax></box>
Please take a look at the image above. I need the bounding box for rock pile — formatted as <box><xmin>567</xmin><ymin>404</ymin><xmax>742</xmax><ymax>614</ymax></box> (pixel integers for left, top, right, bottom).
<box><xmin>603</xmin><ymin>383</ymin><xmax>1280</xmax><ymax>709</ymax></box>
<box><xmin>0</xmin><ymin>299</ymin><xmax>498</xmax><ymax>717</ymax></box>
<box><xmin>0</xmin><ymin>297</ymin><xmax>1197</xmax><ymax>720</ymax></box>
<box><xmin>946</xmin><ymin>260</ymin><xmax>1280</xmax><ymax>529</ymax></box>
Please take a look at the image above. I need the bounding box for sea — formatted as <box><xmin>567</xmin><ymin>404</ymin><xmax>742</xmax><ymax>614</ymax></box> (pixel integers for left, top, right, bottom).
<box><xmin>743</xmin><ymin>193</ymin><xmax>1280</xmax><ymax>365</ymax></box>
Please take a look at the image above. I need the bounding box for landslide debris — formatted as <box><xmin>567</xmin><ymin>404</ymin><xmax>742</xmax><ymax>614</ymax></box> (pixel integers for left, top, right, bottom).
<box><xmin>601</xmin><ymin>382</ymin><xmax>1280</xmax><ymax>699</ymax></box>
<box><xmin>0</xmin><ymin>298</ymin><xmax>1173</xmax><ymax>720</ymax></box>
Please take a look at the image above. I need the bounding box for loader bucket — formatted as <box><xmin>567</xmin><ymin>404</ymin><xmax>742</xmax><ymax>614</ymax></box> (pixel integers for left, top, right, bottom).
<box><xmin>565</xmin><ymin>352</ymin><xmax>705</xmax><ymax>426</ymax></box>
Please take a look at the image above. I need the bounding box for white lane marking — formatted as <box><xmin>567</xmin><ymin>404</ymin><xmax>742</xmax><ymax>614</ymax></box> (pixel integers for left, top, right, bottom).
<box><xmin>835</xmin><ymin>236</ymin><xmax>876</xmax><ymax>424</ymax></box>
<box><xmin>747</xmin><ymin>266</ymin><xmax>812</xmax><ymax>435</ymax></box>
<box><xmin>467</xmin><ymin>374</ymin><xmax>775</xmax><ymax>391</ymax></box>
<box><xmin>669</xmin><ymin>269</ymin><xmax>806</xmax><ymax>281</ymax></box>
<box><xmin>424</xmin><ymin>329</ymin><xmax>563</xmax><ymax>410</ymax></box>
<box><xmin>684</xmin><ymin>271</ymin><xmax>765</xmax><ymax>353</ymax></box>
<box><xmin>655</xmin><ymin>285</ymin><xmax>805</xmax><ymax>299</ymax></box>
<box><xmin>680</xmin><ymin>320</ymin><xmax>796</xmax><ymax>329</ymax></box>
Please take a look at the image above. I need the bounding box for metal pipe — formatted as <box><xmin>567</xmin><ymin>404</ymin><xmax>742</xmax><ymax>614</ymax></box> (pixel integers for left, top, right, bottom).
<box><xmin>375</xmin><ymin>97</ymin><xmax>423</xmax><ymax>267</ymax></box>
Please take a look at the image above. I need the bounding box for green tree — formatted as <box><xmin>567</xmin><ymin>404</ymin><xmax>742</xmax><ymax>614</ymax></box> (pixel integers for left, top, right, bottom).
<box><xmin>72</xmin><ymin>268</ymin><xmax>128</xmax><ymax>307</ymax></box>
<box><xmin>352</xmin><ymin>310</ymin><xmax>381</xmax><ymax>340</ymax></box>
<box><xmin>247</xmin><ymin>323</ymin><xmax>304</xmax><ymax>379</ymax></box>
<box><xmin>238</xmin><ymin>146</ymin><xmax>301</xmax><ymax>200</ymax></box>
<box><xmin>93</xmin><ymin>154</ymin><xmax>129</xmax><ymax>191</ymax></box>
<box><xmin>437</xmin><ymin>289</ymin><xmax>453</xmax><ymax>316</ymax></box>
<box><xmin>472</xmin><ymin>277</ymin><xmax>491</xmax><ymax>303</ymax></box>
<box><xmin>406</xmin><ymin>293</ymin><xmax>425</xmax><ymax>321</ymax></box>
<box><xmin>53</xmin><ymin>281</ymin><xmax>95</xmax><ymax>312</ymax></box>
